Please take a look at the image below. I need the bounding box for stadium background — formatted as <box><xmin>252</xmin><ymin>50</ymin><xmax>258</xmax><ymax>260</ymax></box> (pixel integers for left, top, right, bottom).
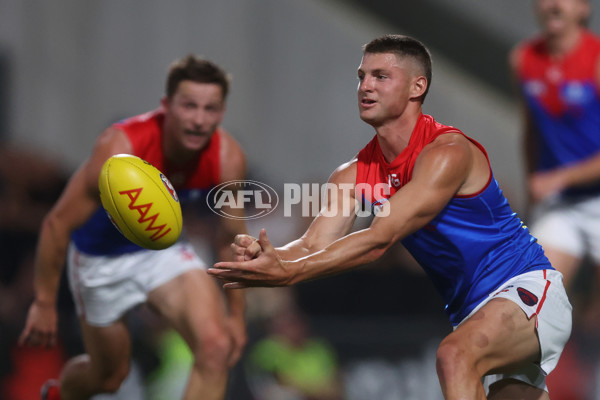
<box><xmin>1</xmin><ymin>0</ymin><xmax>600</xmax><ymax>399</ymax></box>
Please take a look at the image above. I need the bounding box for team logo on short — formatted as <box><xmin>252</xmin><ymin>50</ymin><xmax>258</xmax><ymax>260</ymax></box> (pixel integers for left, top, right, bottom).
<box><xmin>517</xmin><ymin>287</ymin><xmax>538</xmax><ymax>307</ymax></box>
<box><xmin>160</xmin><ymin>173</ymin><xmax>179</xmax><ymax>202</ymax></box>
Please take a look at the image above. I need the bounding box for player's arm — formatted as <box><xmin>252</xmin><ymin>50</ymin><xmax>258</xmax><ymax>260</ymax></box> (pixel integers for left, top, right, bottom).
<box><xmin>211</xmin><ymin>134</ymin><xmax>477</xmax><ymax>288</ymax></box>
<box><xmin>20</xmin><ymin>127</ymin><xmax>131</xmax><ymax>347</ymax></box>
<box><xmin>509</xmin><ymin>45</ymin><xmax>537</xmax><ymax>176</ymax></box>
<box><xmin>214</xmin><ymin>130</ymin><xmax>249</xmax><ymax>365</ymax></box>
<box><xmin>215</xmin><ymin>130</ymin><xmax>248</xmax><ymax>284</ymax></box>
<box><xmin>232</xmin><ymin>159</ymin><xmax>359</xmax><ymax>264</ymax></box>
<box><xmin>509</xmin><ymin>44</ymin><xmax>542</xmax><ymax>202</ymax></box>
<box><xmin>279</xmin><ymin>159</ymin><xmax>359</xmax><ymax>257</ymax></box>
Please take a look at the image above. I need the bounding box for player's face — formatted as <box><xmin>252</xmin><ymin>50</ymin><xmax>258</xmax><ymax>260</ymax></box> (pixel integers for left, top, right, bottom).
<box><xmin>357</xmin><ymin>53</ymin><xmax>415</xmax><ymax>127</ymax></box>
<box><xmin>535</xmin><ymin>0</ymin><xmax>589</xmax><ymax>35</ymax></box>
<box><xmin>162</xmin><ymin>80</ymin><xmax>226</xmax><ymax>152</ymax></box>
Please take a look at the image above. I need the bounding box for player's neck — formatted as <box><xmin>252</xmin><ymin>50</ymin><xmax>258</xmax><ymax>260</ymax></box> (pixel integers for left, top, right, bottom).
<box><xmin>162</xmin><ymin>131</ymin><xmax>200</xmax><ymax>165</ymax></box>
<box><xmin>545</xmin><ymin>26</ymin><xmax>583</xmax><ymax>58</ymax></box>
<box><xmin>375</xmin><ymin>108</ymin><xmax>420</xmax><ymax>163</ymax></box>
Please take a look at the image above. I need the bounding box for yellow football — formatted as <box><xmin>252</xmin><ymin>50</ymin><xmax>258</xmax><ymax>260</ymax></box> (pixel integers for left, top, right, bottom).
<box><xmin>98</xmin><ymin>154</ymin><xmax>182</xmax><ymax>250</ymax></box>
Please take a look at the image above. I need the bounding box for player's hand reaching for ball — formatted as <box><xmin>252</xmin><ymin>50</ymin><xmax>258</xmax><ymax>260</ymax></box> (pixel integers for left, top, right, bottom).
<box><xmin>210</xmin><ymin>229</ymin><xmax>296</xmax><ymax>288</ymax></box>
<box><xmin>232</xmin><ymin>234</ymin><xmax>262</xmax><ymax>261</ymax></box>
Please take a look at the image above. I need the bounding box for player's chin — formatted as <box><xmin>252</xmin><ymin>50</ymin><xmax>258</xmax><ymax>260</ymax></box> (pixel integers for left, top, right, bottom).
<box><xmin>359</xmin><ymin>113</ymin><xmax>378</xmax><ymax>125</ymax></box>
<box><xmin>182</xmin><ymin>136</ymin><xmax>210</xmax><ymax>151</ymax></box>
<box><xmin>542</xmin><ymin>17</ymin><xmax>566</xmax><ymax>33</ymax></box>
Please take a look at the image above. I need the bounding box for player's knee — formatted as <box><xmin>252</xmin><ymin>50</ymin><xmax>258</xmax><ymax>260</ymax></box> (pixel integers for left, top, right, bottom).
<box><xmin>436</xmin><ymin>338</ymin><xmax>476</xmax><ymax>381</ymax></box>
<box><xmin>192</xmin><ymin>325</ymin><xmax>232</xmax><ymax>372</ymax></box>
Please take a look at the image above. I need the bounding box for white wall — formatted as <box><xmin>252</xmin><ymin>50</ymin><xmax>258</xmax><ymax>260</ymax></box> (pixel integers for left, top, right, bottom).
<box><xmin>0</xmin><ymin>0</ymin><xmax>526</xmax><ymax>210</ymax></box>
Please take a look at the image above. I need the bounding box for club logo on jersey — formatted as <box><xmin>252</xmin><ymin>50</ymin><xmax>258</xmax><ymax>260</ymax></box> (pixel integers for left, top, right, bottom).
<box><xmin>523</xmin><ymin>80</ymin><xmax>546</xmax><ymax>98</ymax></box>
<box><xmin>388</xmin><ymin>173</ymin><xmax>401</xmax><ymax>188</ymax></box>
<box><xmin>517</xmin><ymin>287</ymin><xmax>538</xmax><ymax>307</ymax></box>
<box><xmin>160</xmin><ymin>173</ymin><xmax>179</xmax><ymax>202</ymax></box>
<box><xmin>207</xmin><ymin>180</ymin><xmax>279</xmax><ymax>220</ymax></box>
<box><xmin>561</xmin><ymin>81</ymin><xmax>595</xmax><ymax>106</ymax></box>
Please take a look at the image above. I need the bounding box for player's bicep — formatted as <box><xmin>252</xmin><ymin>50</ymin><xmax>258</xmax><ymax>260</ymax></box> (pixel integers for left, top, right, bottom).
<box><xmin>44</xmin><ymin>163</ymin><xmax>102</xmax><ymax>236</ymax></box>
<box><xmin>85</xmin><ymin>127</ymin><xmax>133</xmax><ymax>193</ymax></box>
<box><xmin>215</xmin><ymin>131</ymin><xmax>248</xmax><ymax>235</ymax></box>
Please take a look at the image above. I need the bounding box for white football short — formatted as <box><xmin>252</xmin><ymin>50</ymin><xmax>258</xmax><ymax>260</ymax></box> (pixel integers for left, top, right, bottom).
<box><xmin>457</xmin><ymin>269</ymin><xmax>572</xmax><ymax>392</ymax></box>
<box><xmin>530</xmin><ymin>194</ymin><xmax>600</xmax><ymax>264</ymax></box>
<box><xmin>67</xmin><ymin>241</ymin><xmax>206</xmax><ymax>327</ymax></box>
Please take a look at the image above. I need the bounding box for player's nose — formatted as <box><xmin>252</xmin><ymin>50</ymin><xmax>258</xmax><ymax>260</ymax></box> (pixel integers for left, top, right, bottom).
<box><xmin>358</xmin><ymin>76</ymin><xmax>374</xmax><ymax>92</ymax></box>
<box><xmin>191</xmin><ymin>109</ymin><xmax>209</xmax><ymax>128</ymax></box>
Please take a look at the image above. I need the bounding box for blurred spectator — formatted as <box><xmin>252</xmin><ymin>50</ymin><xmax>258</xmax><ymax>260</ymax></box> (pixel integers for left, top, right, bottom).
<box><xmin>245</xmin><ymin>299</ymin><xmax>342</xmax><ymax>400</ymax></box>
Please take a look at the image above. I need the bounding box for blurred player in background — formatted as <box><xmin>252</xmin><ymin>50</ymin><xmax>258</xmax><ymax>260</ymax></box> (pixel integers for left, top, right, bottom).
<box><xmin>510</xmin><ymin>0</ymin><xmax>600</xmax><ymax>397</ymax></box>
<box><xmin>510</xmin><ymin>0</ymin><xmax>600</xmax><ymax>294</ymax></box>
<box><xmin>209</xmin><ymin>34</ymin><xmax>572</xmax><ymax>400</ymax></box>
<box><xmin>19</xmin><ymin>55</ymin><xmax>247</xmax><ymax>400</ymax></box>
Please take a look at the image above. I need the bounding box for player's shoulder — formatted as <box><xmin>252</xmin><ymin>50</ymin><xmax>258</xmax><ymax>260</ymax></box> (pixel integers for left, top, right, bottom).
<box><xmin>94</xmin><ymin>126</ymin><xmax>133</xmax><ymax>156</ymax></box>
<box><xmin>114</xmin><ymin>109</ymin><xmax>163</xmax><ymax>130</ymax></box>
<box><xmin>509</xmin><ymin>35</ymin><xmax>547</xmax><ymax>70</ymax></box>
<box><xmin>218</xmin><ymin>128</ymin><xmax>247</xmax><ymax>181</ymax></box>
<box><xmin>218</xmin><ymin>129</ymin><xmax>244</xmax><ymax>154</ymax></box>
<box><xmin>420</xmin><ymin>132</ymin><xmax>472</xmax><ymax>164</ymax></box>
<box><xmin>508</xmin><ymin>40</ymin><xmax>531</xmax><ymax>72</ymax></box>
<box><xmin>329</xmin><ymin>157</ymin><xmax>358</xmax><ymax>185</ymax></box>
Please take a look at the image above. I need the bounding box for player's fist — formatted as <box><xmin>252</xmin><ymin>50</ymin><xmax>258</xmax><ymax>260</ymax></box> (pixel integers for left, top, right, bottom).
<box><xmin>233</xmin><ymin>234</ymin><xmax>261</xmax><ymax>261</ymax></box>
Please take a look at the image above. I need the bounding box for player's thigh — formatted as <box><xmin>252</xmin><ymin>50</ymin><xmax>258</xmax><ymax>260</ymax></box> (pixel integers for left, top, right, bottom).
<box><xmin>79</xmin><ymin>317</ymin><xmax>132</xmax><ymax>379</ymax></box>
<box><xmin>449</xmin><ymin>298</ymin><xmax>540</xmax><ymax>376</ymax></box>
<box><xmin>147</xmin><ymin>268</ymin><xmax>228</xmax><ymax>347</ymax></box>
<box><xmin>487</xmin><ymin>378</ymin><xmax>549</xmax><ymax>400</ymax></box>
<box><xmin>541</xmin><ymin>247</ymin><xmax>580</xmax><ymax>290</ymax></box>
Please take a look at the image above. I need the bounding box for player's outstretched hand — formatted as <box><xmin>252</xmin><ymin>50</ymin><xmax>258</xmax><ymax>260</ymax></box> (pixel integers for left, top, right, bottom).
<box><xmin>232</xmin><ymin>233</ymin><xmax>261</xmax><ymax>261</ymax></box>
<box><xmin>209</xmin><ymin>229</ymin><xmax>295</xmax><ymax>289</ymax></box>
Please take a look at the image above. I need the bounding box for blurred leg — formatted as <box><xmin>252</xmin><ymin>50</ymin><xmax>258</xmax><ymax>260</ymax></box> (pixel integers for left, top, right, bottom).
<box><xmin>488</xmin><ymin>379</ymin><xmax>548</xmax><ymax>400</ymax></box>
<box><xmin>541</xmin><ymin>246</ymin><xmax>580</xmax><ymax>293</ymax></box>
<box><xmin>148</xmin><ymin>269</ymin><xmax>232</xmax><ymax>400</ymax></box>
<box><xmin>60</xmin><ymin>317</ymin><xmax>131</xmax><ymax>400</ymax></box>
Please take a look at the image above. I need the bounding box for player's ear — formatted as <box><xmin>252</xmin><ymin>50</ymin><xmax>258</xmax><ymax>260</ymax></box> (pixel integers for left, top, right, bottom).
<box><xmin>160</xmin><ymin>96</ymin><xmax>170</xmax><ymax>110</ymax></box>
<box><xmin>579</xmin><ymin>0</ymin><xmax>591</xmax><ymax>27</ymax></box>
<box><xmin>411</xmin><ymin>76</ymin><xmax>428</xmax><ymax>100</ymax></box>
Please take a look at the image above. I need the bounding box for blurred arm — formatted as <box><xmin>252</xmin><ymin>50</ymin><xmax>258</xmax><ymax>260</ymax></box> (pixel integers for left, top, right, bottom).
<box><xmin>20</xmin><ymin>127</ymin><xmax>131</xmax><ymax>347</ymax></box>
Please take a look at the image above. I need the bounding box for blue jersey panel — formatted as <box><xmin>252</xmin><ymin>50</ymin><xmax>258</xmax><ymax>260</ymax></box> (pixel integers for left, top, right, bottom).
<box><xmin>71</xmin><ymin>208</ymin><xmax>143</xmax><ymax>255</ymax></box>
<box><xmin>401</xmin><ymin>178</ymin><xmax>552</xmax><ymax>325</ymax></box>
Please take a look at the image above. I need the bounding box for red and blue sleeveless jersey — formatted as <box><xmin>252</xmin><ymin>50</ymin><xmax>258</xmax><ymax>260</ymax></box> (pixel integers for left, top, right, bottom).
<box><xmin>516</xmin><ymin>30</ymin><xmax>600</xmax><ymax>196</ymax></box>
<box><xmin>71</xmin><ymin>108</ymin><xmax>222</xmax><ymax>255</ymax></box>
<box><xmin>356</xmin><ymin>114</ymin><xmax>552</xmax><ymax>325</ymax></box>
